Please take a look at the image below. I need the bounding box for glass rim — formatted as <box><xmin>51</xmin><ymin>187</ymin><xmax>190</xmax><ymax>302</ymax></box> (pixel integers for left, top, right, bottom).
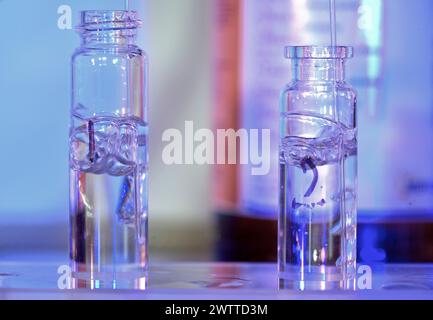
<box><xmin>285</xmin><ymin>46</ymin><xmax>354</xmax><ymax>59</ymax></box>
<box><xmin>78</xmin><ymin>10</ymin><xmax>141</xmax><ymax>31</ymax></box>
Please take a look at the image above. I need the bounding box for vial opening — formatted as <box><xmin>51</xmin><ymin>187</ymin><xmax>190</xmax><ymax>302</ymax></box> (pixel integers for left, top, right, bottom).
<box><xmin>285</xmin><ymin>46</ymin><xmax>353</xmax><ymax>59</ymax></box>
<box><xmin>79</xmin><ymin>10</ymin><xmax>141</xmax><ymax>31</ymax></box>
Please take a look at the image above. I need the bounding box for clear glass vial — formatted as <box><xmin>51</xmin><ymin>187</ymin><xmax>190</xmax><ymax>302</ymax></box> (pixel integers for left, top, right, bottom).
<box><xmin>69</xmin><ymin>10</ymin><xmax>148</xmax><ymax>289</ymax></box>
<box><xmin>279</xmin><ymin>46</ymin><xmax>357</xmax><ymax>290</ymax></box>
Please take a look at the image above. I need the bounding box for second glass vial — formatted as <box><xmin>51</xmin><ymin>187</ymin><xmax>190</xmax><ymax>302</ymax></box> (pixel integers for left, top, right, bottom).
<box><xmin>279</xmin><ymin>46</ymin><xmax>357</xmax><ymax>290</ymax></box>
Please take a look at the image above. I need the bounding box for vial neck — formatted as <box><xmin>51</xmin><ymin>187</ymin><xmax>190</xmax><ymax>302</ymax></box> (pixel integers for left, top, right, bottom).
<box><xmin>81</xmin><ymin>30</ymin><xmax>137</xmax><ymax>48</ymax></box>
<box><xmin>293</xmin><ymin>59</ymin><xmax>345</xmax><ymax>81</ymax></box>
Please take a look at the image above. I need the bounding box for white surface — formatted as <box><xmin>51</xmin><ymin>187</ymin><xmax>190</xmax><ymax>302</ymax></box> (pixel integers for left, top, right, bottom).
<box><xmin>1</xmin><ymin>252</ymin><xmax>433</xmax><ymax>300</ymax></box>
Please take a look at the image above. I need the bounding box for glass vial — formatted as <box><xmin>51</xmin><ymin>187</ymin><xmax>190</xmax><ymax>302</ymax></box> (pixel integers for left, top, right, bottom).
<box><xmin>279</xmin><ymin>46</ymin><xmax>357</xmax><ymax>290</ymax></box>
<box><xmin>69</xmin><ymin>11</ymin><xmax>148</xmax><ymax>289</ymax></box>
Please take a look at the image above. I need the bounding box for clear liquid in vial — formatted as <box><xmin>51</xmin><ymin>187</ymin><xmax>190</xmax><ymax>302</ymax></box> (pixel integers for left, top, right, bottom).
<box><xmin>279</xmin><ymin>114</ymin><xmax>357</xmax><ymax>290</ymax></box>
<box><xmin>69</xmin><ymin>114</ymin><xmax>148</xmax><ymax>288</ymax></box>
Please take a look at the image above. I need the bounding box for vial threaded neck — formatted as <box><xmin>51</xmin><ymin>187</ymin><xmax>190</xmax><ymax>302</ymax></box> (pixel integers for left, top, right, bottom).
<box><xmin>79</xmin><ymin>10</ymin><xmax>141</xmax><ymax>31</ymax></box>
<box><xmin>78</xmin><ymin>10</ymin><xmax>141</xmax><ymax>47</ymax></box>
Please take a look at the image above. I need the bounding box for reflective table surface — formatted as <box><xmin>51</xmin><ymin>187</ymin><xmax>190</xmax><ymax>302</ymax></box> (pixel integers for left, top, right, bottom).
<box><xmin>1</xmin><ymin>252</ymin><xmax>433</xmax><ymax>299</ymax></box>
